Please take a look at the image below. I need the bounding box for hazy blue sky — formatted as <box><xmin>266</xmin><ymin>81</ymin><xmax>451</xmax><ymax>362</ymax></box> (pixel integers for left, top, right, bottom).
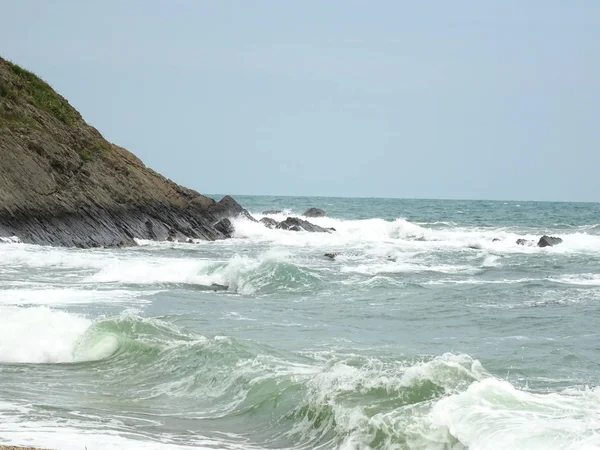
<box><xmin>2</xmin><ymin>1</ymin><xmax>599</xmax><ymax>201</ymax></box>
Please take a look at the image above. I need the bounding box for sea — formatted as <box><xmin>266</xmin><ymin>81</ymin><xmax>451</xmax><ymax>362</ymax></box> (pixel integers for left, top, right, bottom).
<box><xmin>1</xmin><ymin>196</ymin><xmax>600</xmax><ymax>450</ymax></box>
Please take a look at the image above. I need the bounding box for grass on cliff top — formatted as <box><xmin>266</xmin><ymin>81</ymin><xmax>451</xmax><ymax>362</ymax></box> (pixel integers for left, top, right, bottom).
<box><xmin>2</xmin><ymin>60</ymin><xmax>79</xmax><ymax>126</ymax></box>
<box><xmin>78</xmin><ymin>140</ymin><xmax>112</xmax><ymax>162</ymax></box>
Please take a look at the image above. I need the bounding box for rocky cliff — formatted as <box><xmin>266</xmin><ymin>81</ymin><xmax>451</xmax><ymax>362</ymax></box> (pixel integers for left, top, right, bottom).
<box><xmin>0</xmin><ymin>57</ymin><xmax>246</xmax><ymax>247</ymax></box>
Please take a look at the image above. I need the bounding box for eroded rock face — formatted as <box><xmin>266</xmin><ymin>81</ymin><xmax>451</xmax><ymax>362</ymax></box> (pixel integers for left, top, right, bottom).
<box><xmin>259</xmin><ymin>217</ymin><xmax>278</xmax><ymax>229</ymax></box>
<box><xmin>208</xmin><ymin>196</ymin><xmax>256</xmax><ymax>222</ymax></box>
<box><xmin>276</xmin><ymin>217</ymin><xmax>330</xmax><ymax>233</ymax></box>
<box><xmin>0</xmin><ymin>57</ymin><xmax>248</xmax><ymax>247</ymax></box>
<box><xmin>538</xmin><ymin>235</ymin><xmax>563</xmax><ymax>247</ymax></box>
<box><xmin>214</xmin><ymin>218</ymin><xmax>234</xmax><ymax>238</ymax></box>
<box><xmin>303</xmin><ymin>207</ymin><xmax>326</xmax><ymax>217</ymax></box>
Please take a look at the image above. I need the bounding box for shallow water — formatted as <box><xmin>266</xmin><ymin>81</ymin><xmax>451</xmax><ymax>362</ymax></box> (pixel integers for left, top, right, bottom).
<box><xmin>1</xmin><ymin>196</ymin><xmax>600</xmax><ymax>450</ymax></box>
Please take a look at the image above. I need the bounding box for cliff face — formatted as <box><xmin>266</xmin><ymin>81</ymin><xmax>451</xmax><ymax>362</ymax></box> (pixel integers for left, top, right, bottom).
<box><xmin>0</xmin><ymin>57</ymin><xmax>243</xmax><ymax>247</ymax></box>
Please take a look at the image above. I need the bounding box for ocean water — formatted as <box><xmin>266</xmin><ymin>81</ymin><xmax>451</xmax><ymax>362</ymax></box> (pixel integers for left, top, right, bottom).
<box><xmin>1</xmin><ymin>196</ymin><xmax>600</xmax><ymax>450</ymax></box>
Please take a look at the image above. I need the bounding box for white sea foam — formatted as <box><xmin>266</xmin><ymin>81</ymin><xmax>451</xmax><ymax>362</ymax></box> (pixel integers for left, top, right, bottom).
<box><xmin>0</xmin><ymin>288</ymin><xmax>154</xmax><ymax>305</ymax></box>
<box><xmin>233</xmin><ymin>216</ymin><xmax>600</xmax><ymax>256</ymax></box>
<box><xmin>550</xmin><ymin>273</ymin><xmax>600</xmax><ymax>286</ymax></box>
<box><xmin>85</xmin><ymin>250</ymin><xmax>296</xmax><ymax>295</ymax></box>
<box><xmin>0</xmin><ymin>243</ymin><xmax>117</xmax><ymax>270</ymax></box>
<box><xmin>0</xmin><ymin>306</ymin><xmax>92</xmax><ymax>363</ymax></box>
<box><xmin>430</xmin><ymin>378</ymin><xmax>600</xmax><ymax>450</ymax></box>
<box><xmin>481</xmin><ymin>254</ymin><xmax>501</xmax><ymax>268</ymax></box>
<box><xmin>290</xmin><ymin>352</ymin><xmax>600</xmax><ymax>450</ymax></box>
<box><xmin>0</xmin><ymin>421</ymin><xmax>246</xmax><ymax>450</ymax></box>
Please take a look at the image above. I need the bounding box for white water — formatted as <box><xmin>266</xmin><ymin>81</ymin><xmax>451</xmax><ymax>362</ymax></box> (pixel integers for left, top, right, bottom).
<box><xmin>0</xmin><ymin>306</ymin><xmax>92</xmax><ymax>363</ymax></box>
<box><xmin>2</xmin><ymin>210</ymin><xmax>600</xmax><ymax>449</ymax></box>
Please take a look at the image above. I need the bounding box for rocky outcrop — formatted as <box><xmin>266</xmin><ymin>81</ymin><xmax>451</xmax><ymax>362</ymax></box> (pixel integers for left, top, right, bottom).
<box><xmin>516</xmin><ymin>236</ymin><xmax>563</xmax><ymax>247</ymax></box>
<box><xmin>303</xmin><ymin>207</ymin><xmax>326</xmax><ymax>217</ymax></box>
<box><xmin>538</xmin><ymin>235</ymin><xmax>563</xmax><ymax>248</ymax></box>
<box><xmin>208</xmin><ymin>195</ymin><xmax>256</xmax><ymax>222</ymax></box>
<box><xmin>0</xmin><ymin>57</ymin><xmax>248</xmax><ymax>247</ymax></box>
<box><xmin>214</xmin><ymin>218</ymin><xmax>234</xmax><ymax>238</ymax></box>
<box><xmin>276</xmin><ymin>217</ymin><xmax>330</xmax><ymax>233</ymax></box>
<box><xmin>259</xmin><ymin>217</ymin><xmax>278</xmax><ymax>229</ymax></box>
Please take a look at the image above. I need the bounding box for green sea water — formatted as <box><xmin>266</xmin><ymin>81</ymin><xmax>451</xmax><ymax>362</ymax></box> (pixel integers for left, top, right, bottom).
<box><xmin>1</xmin><ymin>196</ymin><xmax>600</xmax><ymax>450</ymax></box>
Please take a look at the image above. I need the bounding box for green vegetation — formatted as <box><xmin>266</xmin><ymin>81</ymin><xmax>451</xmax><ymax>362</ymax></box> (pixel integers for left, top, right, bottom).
<box><xmin>0</xmin><ymin>100</ymin><xmax>39</xmax><ymax>129</ymax></box>
<box><xmin>78</xmin><ymin>140</ymin><xmax>111</xmax><ymax>162</ymax></box>
<box><xmin>0</xmin><ymin>81</ymin><xmax>18</xmax><ymax>101</ymax></box>
<box><xmin>5</xmin><ymin>60</ymin><xmax>79</xmax><ymax>126</ymax></box>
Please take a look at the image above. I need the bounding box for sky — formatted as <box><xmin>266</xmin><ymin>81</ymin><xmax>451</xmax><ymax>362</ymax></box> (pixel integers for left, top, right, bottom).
<box><xmin>1</xmin><ymin>1</ymin><xmax>599</xmax><ymax>201</ymax></box>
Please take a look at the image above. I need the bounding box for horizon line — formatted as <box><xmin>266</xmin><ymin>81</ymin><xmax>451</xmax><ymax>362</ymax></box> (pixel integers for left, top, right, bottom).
<box><xmin>204</xmin><ymin>193</ymin><xmax>599</xmax><ymax>204</ymax></box>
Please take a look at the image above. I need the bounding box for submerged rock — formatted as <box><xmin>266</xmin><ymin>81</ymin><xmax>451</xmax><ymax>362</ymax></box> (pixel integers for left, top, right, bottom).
<box><xmin>262</xmin><ymin>210</ymin><xmax>282</xmax><ymax>215</ymax></box>
<box><xmin>324</xmin><ymin>252</ymin><xmax>340</xmax><ymax>259</ymax></box>
<box><xmin>303</xmin><ymin>207</ymin><xmax>326</xmax><ymax>218</ymax></box>
<box><xmin>259</xmin><ymin>217</ymin><xmax>278</xmax><ymax>229</ymax></box>
<box><xmin>276</xmin><ymin>217</ymin><xmax>330</xmax><ymax>233</ymax></box>
<box><xmin>492</xmin><ymin>238</ymin><xmax>501</xmax><ymax>242</ymax></box>
<box><xmin>538</xmin><ymin>235</ymin><xmax>563</xmax><ymax>248</ymax></box>
<box><xmin>516</xmin><ymin>238</ymin><xmax>535</xmax><ymax>246</ymax></box>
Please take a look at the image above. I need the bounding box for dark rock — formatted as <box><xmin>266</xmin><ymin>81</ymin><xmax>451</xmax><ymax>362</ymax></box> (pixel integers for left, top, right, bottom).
<box><xmin>538</xmin><ymin>235</ymin><xmax>563</xmax><ymax>248</ymax></box>
<box><xmin>207</xmin><ymin>195</ymin><xmax>256</xmax><ymax>222</ymax></box>
<box><xmin>259</xmin><ymin>217</ymin><xmax>278</xmax><ymax>229</ymax></box>
<box><xmin>189</xmin><ymin>283</ymin><xmax>228</xmax><ymax>292</ymax></box>
<box><xmin>104</xmin><ymin>240</ymin><xmax>129</xmax><ymax>249</ymax></box>
<box><xmin>276</xmin><ymin>217</ymin><xmax>330</xmax><ymax>233</ymax></box>
<box><xmin>303</xmin><ymin>207</ymin><xmax>327</xmax><ymax>218</ymax></box>
<box><xmin>492</xmin><ymin>238</ymin><xmax>501</xmax><ymax>242</ymax></box>
<box><xmin>516</xmin><ymin>238</ymin><xmax>534</xmax><ymax>246</ymax></box>
<box><xmin>324</xmin><ymin>252</ymin><xmax>340</xmax><ymax>259</ymax></box>
<box><xmin>145</xmin><ymin>219</ymin><xmax>156</xmax><ymax>239</ymax></box>
<box><xmin>262</xmin><ymin>210</ymin><xmax>282</xmax><ymax>215</ymax></box>
<box><xmin>214</xmin><ymin>218</ymin><xmax>234</xmax><ymax>238</ymax></box>
<box><xmin>211</xmin><ymin>283</ymin><xmax>228</xmax><ymax>291</ymax></box>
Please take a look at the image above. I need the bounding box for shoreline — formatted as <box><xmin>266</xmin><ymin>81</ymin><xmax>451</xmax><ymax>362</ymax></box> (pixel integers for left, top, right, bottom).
<box><xmin>0</xmin><ymin>447</ymin><xmax>51</xmax><ymax>450</ymax></box>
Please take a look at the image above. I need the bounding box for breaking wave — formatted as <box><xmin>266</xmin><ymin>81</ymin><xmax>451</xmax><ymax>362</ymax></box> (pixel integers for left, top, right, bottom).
<box><xmin>2</xmin><ymin>308</ymin><xmax>598</xmax><ymax>450</ymax></box>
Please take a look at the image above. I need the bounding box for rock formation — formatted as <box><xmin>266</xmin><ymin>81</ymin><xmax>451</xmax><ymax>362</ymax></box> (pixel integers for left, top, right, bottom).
<box><xmin>516</xmin><ymin>236</ymin><xmax>563</xmax><ymax>247</ymax></box>
<box><xmin>537</xmin><ymin>235</ymin><xmax>563</xmax><ymax>248</ymax></box>
<box><xmin>214</xmin><ymin>218</ymin><xmax>235</xmax><ymax>238</ymax></box>
<box><xmin>276</xmin><ymin>217</ymin><xmax>330</xmax><ymax>233</ymax></box>
<box><xmin>0</xmin><ymin>57</ymin><xmax>251</xmax><ymax>247</ymax></box>
<box><xmin>259</xmin><ymin>217</ymin><xmax>278</xmax><ymax>229</ymax></box>
<box><xmin>303</xmin><ymin>207</ymin><xmax>326</xmax><ymax>217</ymax></box>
